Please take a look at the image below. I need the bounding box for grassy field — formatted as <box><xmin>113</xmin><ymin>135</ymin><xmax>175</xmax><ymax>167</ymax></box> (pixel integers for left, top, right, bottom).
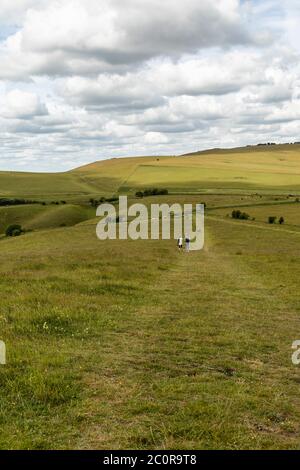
<box><xmin>210</xmin><ymin>201</ymin><xmax>300</xmax><ymax>228</ymax></box>
<box><xmin>119</xmin><ymin>144</ymin><xmax>300</xmax><ymax>194</ymax></box>
<box><xmin>1</xmin><ymin>144</ymin><xmax>300</xmax><ymax>201</ymax></box>
<box><xmin>0</xmin><ymin>204</ymin><xmax>94</xmax><ymax>234</ymax></box>
<box><xmin>1</xmin><ymin>145</ymin><xmax>300</xmax><ymax>449</ymax></box>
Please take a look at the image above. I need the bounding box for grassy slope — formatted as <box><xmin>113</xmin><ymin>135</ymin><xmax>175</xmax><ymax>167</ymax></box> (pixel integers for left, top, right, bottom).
<box><xmin>0</xmin><ymin>156</ymin><xmax>164</xmax><ymax>201</ymax></box>
<box><xmin>120</xmin><ymin>145</ymin><xmax>300</xmax><ymax>194</ymax></box>
<box><xmin>0</xmin><ymin>204</ymin><xmax>94</xmax><ymax>234</ymax></box>
<box><xmin>1</xmin><ymin>202</ymin><xmax>300</xmax><ymax>449</ymax></box>
<box><xmin>211</xmin><ymin>202</ymin><xmax>300</xmax><ymax>228</ymax></box>
<box><xmin>0</xmin><ymin>171</ymin><xmax>95</xmax><ymax>200</ymax></box>
<box><xmin>1</xmin><ymin>145</ymin><xmax>300</xmax><ymax>449</ymax></box>
<box><xmin>0</xmin><ymin>145</ymin><xmax>300</xmax><ymax>201</ymax></box>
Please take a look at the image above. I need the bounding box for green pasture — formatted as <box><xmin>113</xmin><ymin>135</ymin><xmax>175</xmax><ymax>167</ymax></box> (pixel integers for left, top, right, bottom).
<box><xmin>0</xmin><ymin>204</ymin><xmax>94</xmax><ymax>234</ymax></box>
<box><xmin>211</xmin><ymin>201</ymin><xmax>300</xmax><ymax>228</ymax></box>
<box><xmin>0</xmin><ymin>144</ymin><xmax>300</xmax><ymax>449</ymax></box>
<box><xmin>1</xmin><ymin>145</ymin><xmax>300</xmax><ymax>201</ymax></box>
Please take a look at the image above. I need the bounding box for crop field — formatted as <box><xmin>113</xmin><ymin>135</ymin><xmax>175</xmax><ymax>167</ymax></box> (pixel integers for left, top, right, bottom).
<box><xmin>1</xmin><ymin>145</ymin><xmax>300</xmax><ymax>449</ymax></box>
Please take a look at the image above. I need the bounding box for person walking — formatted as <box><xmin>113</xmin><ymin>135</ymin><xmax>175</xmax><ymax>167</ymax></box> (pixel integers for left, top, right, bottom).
<box><xmin>185</xmin><ymin>236</ymin><xmax>190</xmax><ymax>252</ymax></box>
<box><xmin>177</xmin><ymin>236</ymin><xmax>183</xmax><ymax>250</ymax></box>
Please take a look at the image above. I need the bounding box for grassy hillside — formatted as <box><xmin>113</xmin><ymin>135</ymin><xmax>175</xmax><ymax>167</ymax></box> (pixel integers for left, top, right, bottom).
<box><xmin>211</xmin><ymin>201</ymin><xmax>300</xmax><ymax>229</ymax></box>
<box><xmin>0</xmin><ymin>171</ymin><xmax>95</xmax><ymax>200</ymax></box>
<box><xmin>1</xmin><ymin>145</ymin><xmax>300</xmax><ymax>449</ymax></box>
<box><xmin>0</xmin><ymin>144</ymin><xmax>300</xmax><ymax>202</ymax></box>
<box><xmin>120</xmin><ymin>145</ymin><xmax>300</xmax><ymax>194</ymax></box>
<box><xmin>1</xmin><ymin>197</ymin><xmax>300</xmax><ymax>449</ymax></box>
<box><xmin>0</xmin><ymin>204</ymin><xmax>94</xmax><ymax>234</ymax></box>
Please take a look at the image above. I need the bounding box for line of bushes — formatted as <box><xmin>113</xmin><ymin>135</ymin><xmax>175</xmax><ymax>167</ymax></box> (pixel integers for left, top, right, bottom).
<box><xmin>268</xmin><ymin>216</ymin><xmax>284</xmax><ymax>225</ymax></box>
<box><xmin>89</xmin><ymin>197</ymin><xmax>118</xmax><ymax>207</ymax></box>
<box><xmin>0</xmin><ymin>198</ymin><xmax>43</xmax><ymax>206</ymax></box>
<box><xmin>232</xmin><ymin>210</ymin><xmax>250</xmax><ymax>220</ymax></box>
<box><xmin>135</xmin><ymin>188</ymin><xmax>169</xmax><ymax>198</ymax></box>
<box><xmin>0</xmin><ymin>198</ymin><xmax>68</xmax><ymax>207</ymax></box>
<box><xmin>232</xmin><ymin>209</ymin><xmax>285</xmax><ymax>225</ymax></box>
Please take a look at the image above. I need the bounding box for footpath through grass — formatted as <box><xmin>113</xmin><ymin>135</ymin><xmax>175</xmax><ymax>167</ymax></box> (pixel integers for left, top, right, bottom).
<box><xmin>0</xmin><ymin>217</ymin><xmax>300</xmax><ymax>449</ymax></box>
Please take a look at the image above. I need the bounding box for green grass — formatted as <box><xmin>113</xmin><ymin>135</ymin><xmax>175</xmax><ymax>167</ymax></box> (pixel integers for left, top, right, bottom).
<box><xmin>120</xmin><ymin>144</ymin><xmax>300</xmax><ymax>194</ymax></box>
<box><xmin>1</xmin><ymin>144</ymin><xmax>300</xmax><ymax>202</ymax></box>
<box><xmin>1</xmin><ymin>144</ymin><xmax>300</xmax><ymax>449</ymax></box>
<box><xmin>0</xmin><ymin>171</ymin><xmax>95</xmax><ymax>200</ymax></box>
<box><xmin>211</xmin><ymin>201</ymin><xmax>300</xmax><ymax>228</ymax></box>
<box><xmin>0</xmin><ymin>204</ymin><xmax>94</xmax><ymax>234</ymax></box>
<box><xmin>1</xmin><ymin>195</ymin><xmax>300</xmax><ymax>449</ymax></box>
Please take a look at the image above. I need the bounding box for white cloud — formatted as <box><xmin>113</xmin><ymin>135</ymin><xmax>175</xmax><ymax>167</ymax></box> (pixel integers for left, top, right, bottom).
<box><xmin>0</xmin><ymin>89</ymin><xmax>48</xmax><ymax>119</ymax></box>
<box><xmin>0</xmin><ymin>0</ymin><xmax>252</xmax><ymax>80</ymax></box>
<box><xmin>0</xmin><ymin>0</ymin><xmax>299</xmax><ymax>171</ymax></box>
<box><xmin>0</xmin><ymin>1</ymin><xmax>44</xmax><ymax>24</ymax></box>
<box><xmin>144</xmin><ymin>132</ymin><xmax>169</xmax><ymax>145</ymax></box>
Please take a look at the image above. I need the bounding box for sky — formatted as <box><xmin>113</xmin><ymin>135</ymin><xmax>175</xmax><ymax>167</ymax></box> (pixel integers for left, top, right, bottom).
<box><xmin>0</xmin><ymin>0</ymin><xmax>300</xmax><ymax>171</ymax></box>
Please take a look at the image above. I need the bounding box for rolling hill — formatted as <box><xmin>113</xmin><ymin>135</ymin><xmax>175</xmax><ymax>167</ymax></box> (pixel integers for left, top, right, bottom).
<box><xmin>1</xmin><ymin>143</ymin><xmax>300</xmax><ymax>449</ymax></box>
<box><xmin>1</xmin><ymin>144</ymin><xmax>300</xmax><ymax>203</ymax></box>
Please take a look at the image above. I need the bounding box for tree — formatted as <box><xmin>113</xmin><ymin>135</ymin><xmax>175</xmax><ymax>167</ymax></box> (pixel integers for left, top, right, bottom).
<box><xmin>232</xmin><ymin>210</ymin><xmax>250</xmax><ymax>220</ymax></box>
<box><xmin>5</xmin><ymin>224</ymin><xmax>23</xmax><ymax>237</ymax></box>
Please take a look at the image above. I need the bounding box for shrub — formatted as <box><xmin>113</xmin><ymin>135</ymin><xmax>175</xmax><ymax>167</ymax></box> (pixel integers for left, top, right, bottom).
<box><xmin>11</xmin><ymin>228</ymin><xmax>22</xmax><ymax>236</ymax></box>
<box><xmin>232</xmin><ymin>210</ymin><xmax>241</xmax><ymax>219</ymax></box>
<box><xmin>159</xmin><ymin>189</ymin><xmax>169</xmax><ymax>195</ymax></box>
<box><xmin>106</xmin><ymin>197</ymin><xmax>118</xmax><ymax>203</ymax></box>
<box><xmin>0</xmin><ymin>198</ymin><xmax>44</xmax><ymax>206</ymax></box>
<box><xmin>240</xmin><ymin>212</ymin><xmax>250</xmax><ymax>220</ymax></box>
<box><xmin>268</xmin><ymin>216</ymin><xmax>277</xmax><ymax>224</ymax></box>
<box><xmin>89</xmin><ymin>196</ymin><xmax>111</xmax><ymax>207</ymax></box>
<box><xmin>136</xmin><ymin>188</ymin><xmax>169</xmax><ymax>198</ymax></box>
<box><xmin>5</xmin><ymin>224</ymin><xmax>23</xmax><ymax>237</ymax></box>
<box><xmin>232</xmin><ymin>210</ymin><xmax>250</xmax><ymax>220</ymax></box>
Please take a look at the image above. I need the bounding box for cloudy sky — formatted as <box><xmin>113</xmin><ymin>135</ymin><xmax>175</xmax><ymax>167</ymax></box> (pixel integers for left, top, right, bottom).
<box><xmin>0</xmin><ymin>0</ymin><xmax>299</xmax><ymax>171</ymax></box>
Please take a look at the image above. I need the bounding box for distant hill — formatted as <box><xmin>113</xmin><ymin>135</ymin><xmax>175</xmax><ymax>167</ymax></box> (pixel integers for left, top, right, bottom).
<box><xmin>181</xmin><ymin>143</ymin><xmax>300</xmax><ymax>156</ymax></box>
<box><xmin>0</xmin><ymin>144</ymin><xmax>300</xmax><ymax>201</ymax></box>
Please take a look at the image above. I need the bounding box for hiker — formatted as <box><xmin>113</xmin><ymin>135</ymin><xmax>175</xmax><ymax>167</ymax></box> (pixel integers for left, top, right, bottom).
<box><xmin>185</xmin><ymin>236</ymin><xmax>190</xmax><ymax>252</ymax></box>
<box><xmin>177</xmin><ymin>236</ymin><xmax>183</xmax><ymax>250</ymax></box>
